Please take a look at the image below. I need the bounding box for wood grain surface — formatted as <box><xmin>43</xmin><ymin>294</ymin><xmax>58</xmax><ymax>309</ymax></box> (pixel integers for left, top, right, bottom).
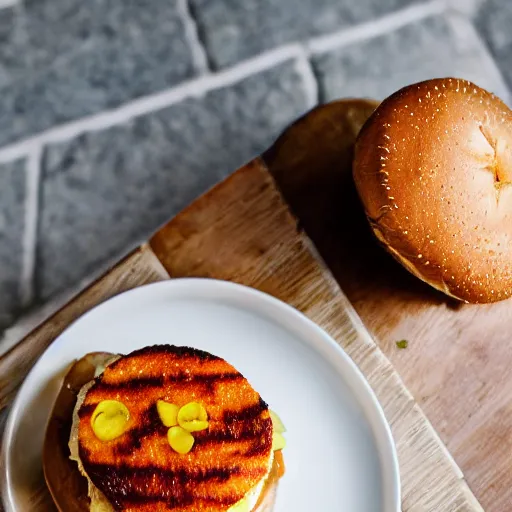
<box><xmin>264</xmin><ymin>99</ymin><xmax>511</xmax><ymax>512</ymax></box>
<box><xmin>151</xmin><ymin>159</ymin><xmax>481</xmax><ymax>511</ymax></box>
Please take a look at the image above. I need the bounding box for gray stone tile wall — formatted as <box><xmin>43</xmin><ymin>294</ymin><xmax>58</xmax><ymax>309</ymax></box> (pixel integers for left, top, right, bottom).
<box><xmin>0</xmin><ymin>0</ymin><xmax>511</xmax><ymax>349</ymax></box>
<box><xmin>312</xmin><ymin>14</ymin><xmax>509</xmax><ymax>102</ymax></box>
<box><xmin>474</xmin><ymin>0</ymin><xmax>512</xmax><ymax>89</ymax></box>
<box><xmin>0</xmin><ymin>0</ymin><xmax>200</xmax><ymax>146</ymax></box>
<box><xmin>36</xmin><ymin>61</ymin><xmax>310</xmax><ymax>299</ymax></box>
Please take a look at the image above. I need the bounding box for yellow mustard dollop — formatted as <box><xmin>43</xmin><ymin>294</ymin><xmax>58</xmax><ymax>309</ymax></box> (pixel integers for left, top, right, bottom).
<box><xmin>156</xmin><ymin>400</ymin><xmax>179</xmax><ymax>427</ymax></box>
<box><xmin>90</xmin><ymin>400</ymin><xmax>130</xmax><ymax>441</ymax></box>
<box><xmin>168</xmin><ymin>426</ymin><xmax>195</xmax><ymax>454</ymax></box>
<box><xmin>177</xmin><ymin>402</ymin><xmax>209</xmax><ymax>432</ymax></box>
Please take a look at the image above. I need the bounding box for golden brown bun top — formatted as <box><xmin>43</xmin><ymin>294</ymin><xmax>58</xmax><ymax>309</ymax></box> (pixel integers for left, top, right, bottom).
<box><xmin>77</xmin><ymin>345</ymin><xmax>273</xmax><ymax>512</ymax></box>
<box><xmin>353</xmin><ymin>78</ymin><xmax>512</xmax><ymax>303</ymax></box>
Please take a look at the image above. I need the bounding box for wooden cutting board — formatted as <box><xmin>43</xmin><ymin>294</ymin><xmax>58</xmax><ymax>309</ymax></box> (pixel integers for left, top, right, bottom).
<box><xmin>0</xmin><ymin>100</ymin><xmax>489</xmax><ymax>511</ymax></box>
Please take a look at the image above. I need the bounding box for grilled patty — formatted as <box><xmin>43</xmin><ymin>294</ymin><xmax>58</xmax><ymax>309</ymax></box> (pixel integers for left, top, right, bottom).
<box><xmin>77</xmin><ymin>345</ymin><xmax>273</xmax><ymax>511</ymax></box>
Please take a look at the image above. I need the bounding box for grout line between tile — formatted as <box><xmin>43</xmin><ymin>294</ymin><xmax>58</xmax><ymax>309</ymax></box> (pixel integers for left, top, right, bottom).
<box><xmin>307</xmin><ymin>0</ymin><xmax>446</xmax><ymax>55</ymax></box>
<box><xmin>19</xmin><ymin>143</ymin><xmax>42</xmax><ymax>308</ymax></box>
<box><xmin>445</xmin><ymin>0</ymin><xmax>485</xmax><ymax>17</ymax></box>
<box><xmin>294</xmin><ymin>46</ymin><xmax>320</xmax><ymax>109</ymax></box>
<box><xmin>176</xmin><ymin>0</ymin><xmax>211</xmax><ymax>75</ymax></box>
<box><xmin>0</xmin><ymin>44</ymin><xmax>307</xmax><ymax>164</ymax></box>
<box><xmin>0</xmin><ymin>0</ymin><xmax>17</xmax><ymax>9</ymax></box>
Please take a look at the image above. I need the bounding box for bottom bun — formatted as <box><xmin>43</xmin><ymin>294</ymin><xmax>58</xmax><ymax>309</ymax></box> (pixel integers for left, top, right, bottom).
<box><xmin>43</xmin><ymin>352</ymin><xmax>116</xmax><ymax>512</ymax></box>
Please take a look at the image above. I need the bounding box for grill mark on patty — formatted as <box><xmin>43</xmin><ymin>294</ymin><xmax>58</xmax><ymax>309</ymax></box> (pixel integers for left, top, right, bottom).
<box><xmin>80</xmin><ymin>400</ymin><xmax>271</xmax><ymax>456</ymax></box>
<box><xmin>194</xmin><ymin>425</ymin><xmax>272</xmax><ymax>467</ymax></box>
<box><xmin>78</xmin><ymin>403</ymin><xmax>97</xmax><ymax>418</ymax></box>
<box><xmin>85</xmin><ymin>463</ymin><xmax>243</xmax><ymax>483</ymax></box>
<box><xmin>106</xmin><ymin>345</ymin><xmax>222</xmax><ymax>369</ymax></box>
<box><xmin>114</xmin><ymin>404</ymin><xmax>167</xmax><ymax>454</ymax></box>
<box><xmin>113</xmin><ymin>495</ymin><xmax>194</xmax><ymax>511</ymax></box>
<box><xmin>245</xmin><ymin>436</ymin><xmax>273</xmax><ymax>457</ymax></box>
<box><xmin>115</xmin><ymin>414</ymin><xmax>272</xmax><ymax>455</ymax></box>
<box><xmin>224</xmin><ymin>400</ymin><xmax>268</xmax><ymax>423</ymax></box>
<box><xmin>97</xmin><ymin>375</ymin><xmax>165</xmax><ymax>390</ymax></box>
<box><xmin>86</xmin><ymin>401</ymin><xmax>272</xmax><ymax>456</ymax></box>
<box><xmin>94</xmin><ymin>371</ymin><xmax>242</xmax><ymax>392</ymax></box>
<box><xmin>111</xmin><ymin>493</ymin><xmax>251</xmax><ymax>511</ymax></box>
<box><xmin>82</xmin><ymin>462</ymin><xmax>266</xmax><ymax>510</ymax></box>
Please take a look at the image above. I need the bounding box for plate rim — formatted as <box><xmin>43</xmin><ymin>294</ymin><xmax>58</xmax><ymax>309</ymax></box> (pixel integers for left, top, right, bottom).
<box><xmin>1</xmin><ymin>277</ymin><xmax>400</xmax><ymax>511</ymax></box>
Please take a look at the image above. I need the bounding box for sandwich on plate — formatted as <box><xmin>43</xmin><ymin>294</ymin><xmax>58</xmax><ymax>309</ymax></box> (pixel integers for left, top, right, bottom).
<box><xmin>44</xmin><ymin>345</ymin><xmax>286</xmax><ymax>512</ymax></box>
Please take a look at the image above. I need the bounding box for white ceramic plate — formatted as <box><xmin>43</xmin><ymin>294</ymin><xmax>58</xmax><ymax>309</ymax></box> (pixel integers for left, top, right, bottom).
<box><xmin>1</xmin><ymin>278</ymin><xmax>400</xmax><ymax>511</ymax></box>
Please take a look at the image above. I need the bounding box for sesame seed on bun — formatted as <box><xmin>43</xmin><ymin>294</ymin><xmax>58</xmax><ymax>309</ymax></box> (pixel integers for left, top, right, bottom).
<box><xmin>353</xmin><ymin>78</ymin><xmax>512</xmax><ymax>303</ymax></box>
